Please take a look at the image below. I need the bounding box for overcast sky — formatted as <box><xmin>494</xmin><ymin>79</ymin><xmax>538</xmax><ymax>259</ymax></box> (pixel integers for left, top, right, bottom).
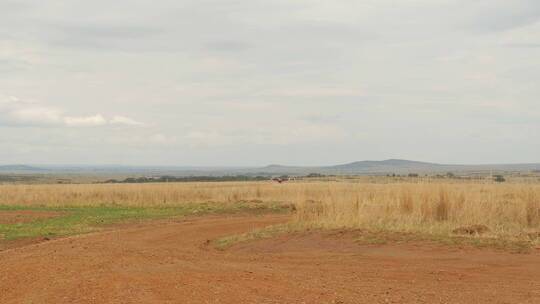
<box><xmin>1</xmin><ymin>0</ymin><xmax>539</xmax><ymax>166</ymax></box>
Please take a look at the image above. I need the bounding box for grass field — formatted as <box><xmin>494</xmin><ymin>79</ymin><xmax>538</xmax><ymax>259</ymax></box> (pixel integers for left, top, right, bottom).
<box><xmin>292</xmin><ymin>182</ymin><xmax>540</xmax><ymax>239</ymax></box>
<box><xmin>1</xmin><ymin>179</ymin><xmax>540</xmax><ymax>248</ymax></box>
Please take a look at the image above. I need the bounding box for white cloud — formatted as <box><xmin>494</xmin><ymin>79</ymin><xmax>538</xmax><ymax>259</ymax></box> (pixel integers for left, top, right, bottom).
<box><xmin>9</xmin><ymin>106</ymin><xmax>63</xmax><ymax>125</ymax></box>
<box><xmin>64</xmin><ymin>114</ymin><xmax>107</xmax><ymax>127</ymax></box>
<box><xmin>0</xmin><ymin>95</ymin><xmax>143</xmax><ymax>127</ymax></box>
<box><xmin>0</xmin><ymin>96</ymin><xmax>61</xmax><ymax>126</ymax></box>
<box><xmin>110</xmin><ymin>115</ymin><xmax>144</xmax><ymax>126</ymax></box>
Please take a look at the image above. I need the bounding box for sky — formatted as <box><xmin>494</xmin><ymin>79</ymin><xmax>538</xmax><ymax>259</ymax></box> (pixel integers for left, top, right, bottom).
<box><xmin>1</xmin><ymin>0</ymin><xmax>539</xmax><ymax>166</ymax></box>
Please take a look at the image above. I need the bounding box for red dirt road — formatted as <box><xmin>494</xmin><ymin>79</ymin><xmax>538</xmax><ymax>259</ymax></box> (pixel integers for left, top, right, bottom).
<box><xmin>1</xmin><ymin>214</ymin><xmax>539</xmax><ymax>304</ymax></box>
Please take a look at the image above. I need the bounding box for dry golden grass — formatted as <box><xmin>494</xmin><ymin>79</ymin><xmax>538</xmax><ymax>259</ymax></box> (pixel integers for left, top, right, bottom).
<box><xmin>292</xmin><ymin>182</ymin><xmax>540</xmax><ymax>238</ymax></box>
<box><xmin>1</xmin><ymin>179</ymin><xmax>540</xmax><ymax>238</ymax></box>
<box><xmin>0</xmin><ymin>182</ymin><xmax>293</xmax><ymax>207</ymax></box>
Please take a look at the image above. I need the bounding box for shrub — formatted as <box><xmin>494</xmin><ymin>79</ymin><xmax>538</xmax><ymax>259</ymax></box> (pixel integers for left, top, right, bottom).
<box><xmin>494</xmin><ymin>175</ymin><xmax>506</xmax><ymax>183</ymax></box>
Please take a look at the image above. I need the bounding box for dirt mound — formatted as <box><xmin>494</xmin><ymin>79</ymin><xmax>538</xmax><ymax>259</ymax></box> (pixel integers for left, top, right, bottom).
<box><xmin>452</xmin><ymin>225</ymin><xmax>490</xmax><ymax>235</ymax></box>
<box><xmin>0</xmin><ymin>210</ymin><xmax>69</xmax><ymax>224</ymax></box>
<box><xmin>1</xmin><ymin>215</ymin><xmax>540</xmax><ymax>304</ymax></box>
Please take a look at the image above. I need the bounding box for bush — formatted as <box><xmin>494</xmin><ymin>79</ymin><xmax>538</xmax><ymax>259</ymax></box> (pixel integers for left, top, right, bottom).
<box><xmin>494</xmin><ymin>175</ymin><xmax>506</xmax><ymax>183</ymax></box>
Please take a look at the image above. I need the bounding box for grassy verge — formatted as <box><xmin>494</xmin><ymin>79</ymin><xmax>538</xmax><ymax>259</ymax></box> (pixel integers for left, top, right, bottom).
<box><xmin>213</xmin><ymin>224</ymin><xmax>539</xmax><ymax>254</ymax></box>
<box><xmin>213</xmin><ymin>224</ymin><xmax>293</xmax><ymax>250</ymax></box>
<box><xmin>0</xmin><ymin>203</ymin><xmax>288</xmax><ymax>248</ymax></box>
<box><xmin>353</xmin><ymin>230</ymin><xmax>537</xmax><ymax>254</ymax></box>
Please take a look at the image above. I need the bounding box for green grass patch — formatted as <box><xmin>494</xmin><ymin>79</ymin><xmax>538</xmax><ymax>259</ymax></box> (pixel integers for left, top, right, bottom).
<box><xmin>0</xmin><ymin>203</ymin><xmax>289</xmax><ymax>248</ymax></box>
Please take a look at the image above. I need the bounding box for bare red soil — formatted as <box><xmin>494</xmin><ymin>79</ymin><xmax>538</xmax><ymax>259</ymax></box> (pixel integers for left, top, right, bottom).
<box><xmin>1</xmin><ymin>214</ymin><xmax>540</xmax><ymax>304</ymax></box>
<box><xmin>0</xmin><ymin>210</ymin><xmax>68</xmax><ymax>224</ymax></box>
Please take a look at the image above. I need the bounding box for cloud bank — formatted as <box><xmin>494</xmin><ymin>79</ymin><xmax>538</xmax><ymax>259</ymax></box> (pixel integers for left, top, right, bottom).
<box><xmin>0</xmin><ymin>96</ymin><xmax>142</xmax><ymax>127</ymax></box>
<box><xmin>0</xmin><ymin>1</ymin><xmax>539</xmax><ymax>166</ymax></box>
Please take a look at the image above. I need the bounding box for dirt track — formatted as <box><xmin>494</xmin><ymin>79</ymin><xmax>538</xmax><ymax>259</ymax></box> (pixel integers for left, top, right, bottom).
<box><xmin>1</xmin><ymin>214</ymin><xmax>540</xmax><ymax>304</ymax></box>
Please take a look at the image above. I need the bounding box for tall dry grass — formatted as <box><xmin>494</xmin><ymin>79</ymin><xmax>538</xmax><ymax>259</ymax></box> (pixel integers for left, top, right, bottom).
<box><xmin>1</xmin><ymin>180</ymin><xmax>539</xmax><ymax>237</ymax></box>
<box><xmin>292</xmin><ymin>182</ymin><xmax>540</xmax><ymax>237</ymax></box>
<box><xmin>0</xmin><ymin>182</ymin><xmax>285</xmax><ymax>206</ymax></box>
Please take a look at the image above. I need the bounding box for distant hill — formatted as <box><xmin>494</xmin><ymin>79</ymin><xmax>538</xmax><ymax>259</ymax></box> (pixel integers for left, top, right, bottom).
<box><xmin>249</xmin><ymin>159</ymin><xmax>540</xmax><ymax>175</ymax></box>
<box><xmin>245</xmin><ymin>159</ymin><xmax>447</xmax><ymax>175</ymax></box>
<box><xmin>336</xmin><ymin>159</ymin><xmax>435</xmax><ymax>167</ymax></box>
<box><xmin>330</xmin><ymin>159</ymin><xmax>439</xmax><ymax>170</ymax></box>
<box><xmin>1</xmin><ymin>160</ymin><xmax>540</xmax><ymax>175</ymax></box>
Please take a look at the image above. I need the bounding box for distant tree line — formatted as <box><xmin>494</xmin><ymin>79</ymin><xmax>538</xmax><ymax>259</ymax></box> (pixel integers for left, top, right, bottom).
<box><xmin>102</xmin><ymin>175</ymin><xmax>271</xmax><ymax>184</ymax></box>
